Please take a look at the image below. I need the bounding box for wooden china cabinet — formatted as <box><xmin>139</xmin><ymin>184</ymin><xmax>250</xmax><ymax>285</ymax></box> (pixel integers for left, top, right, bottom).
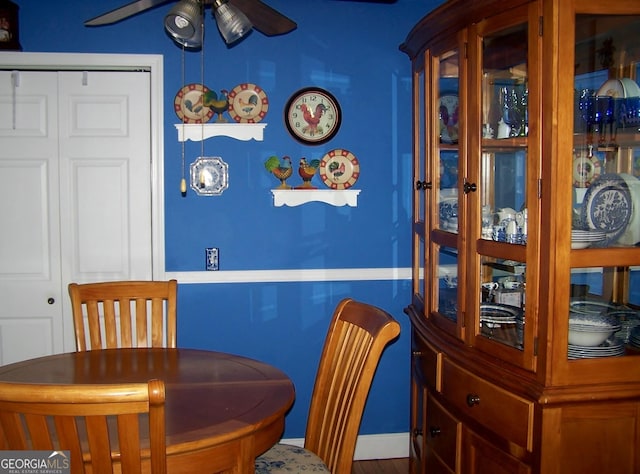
<box><xmin>401</xmin><ymin>0</ymin><xmax>640</xmax><ymax>473</ymax></box>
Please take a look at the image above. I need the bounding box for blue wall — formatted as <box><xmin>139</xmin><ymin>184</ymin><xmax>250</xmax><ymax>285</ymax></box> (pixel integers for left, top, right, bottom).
<box><xmin>19</xmin><ymin>0</ymin><xmax>443</xmax><ymax>438</ymax></box>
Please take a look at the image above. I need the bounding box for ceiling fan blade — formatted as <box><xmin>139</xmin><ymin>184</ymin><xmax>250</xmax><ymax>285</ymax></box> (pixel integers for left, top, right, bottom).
<box><xmin>85</xmin><ymin>0</ymin><xmax>175</xmax><ymax>26</ymax></box>
<box><xmin>229</xmin><ymin>0</ymin><xmax>297</xmax><ymax>36</ymax></box>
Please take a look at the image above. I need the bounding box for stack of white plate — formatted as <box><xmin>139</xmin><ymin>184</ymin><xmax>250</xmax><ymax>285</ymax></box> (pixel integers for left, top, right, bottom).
<box><xmin>629</xmin><ymin>327</ymin><xmax>640</xmax><ymax>349</ymax></box>
<box><xmin>480</xmin><ymin>303</ymin><xmax>523</xmax><ymax>325</ymax></box>
<box><xmin>571</xmin><ymin>229</ymin><xmax>607</xmax><ymax>249</ymax></box>
<box><xmin>568</xmin><ymin>337</ymin><xmax>626</xmax><ymax>359</ymax></box>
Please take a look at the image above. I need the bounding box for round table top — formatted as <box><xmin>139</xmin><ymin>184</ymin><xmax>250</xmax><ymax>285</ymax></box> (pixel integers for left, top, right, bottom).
<box><xmin>0</xmin><ymin>348</ymin><xmax>295</xmax><ymax>450</ymax></box>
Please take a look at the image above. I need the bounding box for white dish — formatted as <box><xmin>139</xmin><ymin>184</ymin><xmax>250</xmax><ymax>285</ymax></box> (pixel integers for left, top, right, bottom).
<box><xmin>571</xmin><ymin>241</ymin><xmax>591</xmax><ymax>249</ymax></box>
<box><xmin>621</xmin><ymin>78</ymin><xmax>640</xmax><ymax>98</ymax></box>
<box><xmin>580</xmin><ymin>173</ymin><xmax>633</xmax><ymax>246</ymax></box>
<box><xmin>616</xmin><ymin>173</ymin><xmax>640</xmax><ymax>246</ymax></box>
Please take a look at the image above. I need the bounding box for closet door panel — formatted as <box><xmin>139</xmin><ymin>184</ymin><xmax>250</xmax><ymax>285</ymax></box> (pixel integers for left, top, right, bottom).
<box><xmin>58</xmin><ymin>71</ymin><xmax>152</xmax><ymax>283</ymax></box>
<box><xmin>0</xmin><ymin>71</ymin><xmax>62</xmax><ymax>365</ymax></box>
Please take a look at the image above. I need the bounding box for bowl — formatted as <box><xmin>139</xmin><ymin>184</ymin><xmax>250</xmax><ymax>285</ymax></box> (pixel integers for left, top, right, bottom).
<box><xmin>568</xmin><ymin>326</ymin><xmax>616</xmax><ymax>347</ymax></box>
<box><xmin>596</xmin><ymin>78</ymin><xmax>640</xmax><ymax>98</ymax></box>
<box><xmin>597</xmin><ymin>79</ymin><xmax>625</xmax><ymax>98</ymax></box>
<box><xmin>568</xmin><ymin>312</ymin><xmax>621</xmax><ymax>346</ymax></box>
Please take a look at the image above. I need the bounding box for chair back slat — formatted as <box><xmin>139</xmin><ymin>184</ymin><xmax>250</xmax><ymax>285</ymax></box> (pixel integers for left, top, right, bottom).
<box><xmin>0</xmin><ymin>380</ymin><xmax>166</xmax><ymax>474</ymax></box>
<box><xmin>68</xmin><ymin>280</ymin><xmax>177</xmax><ymax>351</ymax></box>
<box><xmin>303</xmin><ymin>298</ymin><xmax>400</xmax><ymax>474</ymax></box>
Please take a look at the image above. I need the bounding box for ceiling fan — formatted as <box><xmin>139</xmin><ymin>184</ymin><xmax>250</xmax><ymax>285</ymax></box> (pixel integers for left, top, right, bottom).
<box><xmin>85</xmin><ymin>0</ymin><xmax>397</xmax><ymax>46</ymax></box>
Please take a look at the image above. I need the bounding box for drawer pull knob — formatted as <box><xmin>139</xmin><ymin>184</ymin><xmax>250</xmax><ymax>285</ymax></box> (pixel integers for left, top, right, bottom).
<box><xmin>466</xmin><ymin>393</ymin><xmax>480</xmax><ymax>407</ymax></box>
<box><xmin>429</xmin><ymin>426</ymin><xmax>441</xmax><ymax>437</ymax></box>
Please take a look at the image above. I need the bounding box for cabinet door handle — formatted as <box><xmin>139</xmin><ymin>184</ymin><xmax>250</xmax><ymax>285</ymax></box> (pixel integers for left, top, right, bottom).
<box><xmin>466</xmin><ymin>393</ymin><xmax>480</xmax><ymax>407</ymax></box>
<box><xmin>413</xmin><ymin>428</ymin><xmax>423</xmax><ymax>437</ymax></box>
<box><xmin>415</xmin><ymin>180</ymin><xmax>432</xmax><ymax>190</ymax></box>
<box><xmin>463</xmin><ymin>180</ymin><xmax>477</xmax><ymax>194</ymax></box>
<box><xmin>429</xmin><ymin>426</ymin><xmax>441</xmax><ymax>437</ymax></box>
<box><xmin>47</xmin><ymin>297</ymin><xmax>55</xmax><ymax>305</ymax></box>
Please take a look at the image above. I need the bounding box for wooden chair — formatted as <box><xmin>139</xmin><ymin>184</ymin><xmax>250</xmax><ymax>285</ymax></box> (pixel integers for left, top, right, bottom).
<box><xmin>68</xmin><ymin>280</ymin><xmax>177</xmax><ymax>351</ymax></box>
<box><xmin>255</xmin><ymin>298</ymin><xmax>401</xmax><ymax>474</ymax></box>
<box><xmin>0</xmin><ymin>379</ymin><xmax>166</xmax><ymax>474</ymax></box>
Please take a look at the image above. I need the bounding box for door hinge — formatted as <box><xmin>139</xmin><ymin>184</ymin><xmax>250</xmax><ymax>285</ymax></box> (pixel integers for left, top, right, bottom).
<box><xmin>538</xmin><ymin>16</ymin><xmax>543</xmax><ymax>37</ymax></box>
<box><xmin>538</xmin><ymin>178</ymin><xmax>542</xmax><ymax>198</ymax></box>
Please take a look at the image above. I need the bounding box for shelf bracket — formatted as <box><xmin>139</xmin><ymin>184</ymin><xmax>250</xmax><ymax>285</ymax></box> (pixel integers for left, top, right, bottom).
<box><xmin>271</xmin><ymin>189</ymin><xmax>361</xmax><ymax>207</ymax></box>
<box><xmin>175</xmin><ymin>123</ymin><xmax>267</xmax><ymax>142</ymax></box>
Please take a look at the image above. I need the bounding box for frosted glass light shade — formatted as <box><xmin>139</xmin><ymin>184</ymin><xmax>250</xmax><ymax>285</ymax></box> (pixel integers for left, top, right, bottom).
<box><xmin>212</xmin><ymin>0</ymin><xmax>252</xmax><ymax>44</ymax></box>
<box><xmin>164</xmin><ymin>0</ymin><xmax>203</xmax><ymax>48</ymax></box>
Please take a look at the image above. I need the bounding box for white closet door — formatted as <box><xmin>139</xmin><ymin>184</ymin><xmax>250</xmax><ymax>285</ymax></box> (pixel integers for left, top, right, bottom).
<box><xmin>0</xmin><ymin>71</ymin><xmax>63</xmax><ymax>364</ymax></box>
<box><xmin>57</xmin><ymin>71</ymin><xmax>152</xmax><ymax>284</ymax></box>
<box><xmin>0</xmin><ymin>69</ymin><xmax>153</xmax><ymax>363</ymax></box>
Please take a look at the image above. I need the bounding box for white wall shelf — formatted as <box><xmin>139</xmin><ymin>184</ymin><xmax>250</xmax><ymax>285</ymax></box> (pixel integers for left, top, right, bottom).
<box><xmin>271</xmin><ymin>189</ymin><xmax>361</xmax><ymax>207</ymax></box>
<box><xmin>175</xmin><ymin>123</ymin><xmax>267</xmax><ymax>142</ymax></box>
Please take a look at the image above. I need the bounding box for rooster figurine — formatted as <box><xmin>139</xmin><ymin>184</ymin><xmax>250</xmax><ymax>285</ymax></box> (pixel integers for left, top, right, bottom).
<box><xmin>300</xmin><ymin>103</ymin><xmax>328</xmax><ymax>136</ymax></box>
<box><xmin>203</xmin><ymin>89</ymin><xmax>229</xmax><ymax>123</ymax></box>
<box><xmin>296</xmin><ymin>158</ymin><xmax>320</xmax><ymax>189</ymax></box>
<box><xmin>264</xmin><ymin>155</ymin><xmax>293</xmax><ymax>189</ymax></box>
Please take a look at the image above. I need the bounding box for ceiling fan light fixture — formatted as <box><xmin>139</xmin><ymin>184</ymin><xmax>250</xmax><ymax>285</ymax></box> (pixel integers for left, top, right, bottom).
<box><xmin>164</xmin><ymin>0</ymin><xmax>203</xmax><ymax>48</ymax></box>
<box><xmin>212</xmin><ymin>0</ymin><xmax>253</xmax><ymax>45</ymax></box>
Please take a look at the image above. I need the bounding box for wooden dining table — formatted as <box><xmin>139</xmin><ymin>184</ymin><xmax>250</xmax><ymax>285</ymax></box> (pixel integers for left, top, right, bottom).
<box><xmin>0</xmin><ymin>348</ymin><xmax>295</xmax><ymax>474</ymax></box>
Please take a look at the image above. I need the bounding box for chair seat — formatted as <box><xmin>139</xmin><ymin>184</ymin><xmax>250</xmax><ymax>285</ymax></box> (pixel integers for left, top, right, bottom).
<box><xmin>255</xmin><ymin>443</ymin><xmax>329</xmax><ymax>473</ymax></box>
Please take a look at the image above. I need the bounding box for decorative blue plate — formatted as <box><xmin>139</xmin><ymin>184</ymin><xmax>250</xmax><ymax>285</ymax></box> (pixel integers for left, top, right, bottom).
<box><xmin>580</xmin><ymin>173</ymin><xmax>632</xmax><ymax>246</ymax></box>
<box><xmin>439</xmin><ymin>198</ymin><xmax>458</xmax><ymax>221</ymax></box>
<box><xmin>190</xmin><ymin>156</ymin><xmax>229</xmax><ymax>196</ymax></box>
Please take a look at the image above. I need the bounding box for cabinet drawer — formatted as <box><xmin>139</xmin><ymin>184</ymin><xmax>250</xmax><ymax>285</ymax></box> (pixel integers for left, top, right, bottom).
<box><xmin>413</xmin><ymin>333</ymin><xmax>441</xmax><ymax>391</ymax></box>
<box><xmin>441</xmin><ymin>358</ymin><xmax>533</xmax><ymax>450</ymax></box>
<box><xmin>426</xmin><ymin>394</ymin><xmax>460</xmax><ymax>472</ymax></box>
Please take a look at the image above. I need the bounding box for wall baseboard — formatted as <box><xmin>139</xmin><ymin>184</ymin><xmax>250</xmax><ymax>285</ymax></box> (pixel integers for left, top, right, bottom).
<box><xmin>280</xmin><ymin>432</ymin><xmax>410</xmax><ymax>460</ymax></box>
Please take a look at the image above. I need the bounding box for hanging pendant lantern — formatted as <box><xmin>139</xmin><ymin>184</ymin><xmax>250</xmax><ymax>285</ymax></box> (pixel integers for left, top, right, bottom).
<box><xmin>0</xmin><ymin>0</ymin><xmax>21</xmax><ymax>51</ymax></box>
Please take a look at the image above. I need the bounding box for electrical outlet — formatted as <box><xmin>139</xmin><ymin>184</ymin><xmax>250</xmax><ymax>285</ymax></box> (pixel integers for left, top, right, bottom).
<box><xmin>205</xmin><ymin>248</ymin><xmax>219</xmax><ymax>271</ymax></box>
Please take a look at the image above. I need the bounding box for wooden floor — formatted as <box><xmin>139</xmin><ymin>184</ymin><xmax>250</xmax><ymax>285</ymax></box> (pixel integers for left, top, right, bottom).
<box><xmin>352</xmin><ymin>457</ymin><xmax>409</xmax><ymax>473</ymax></box>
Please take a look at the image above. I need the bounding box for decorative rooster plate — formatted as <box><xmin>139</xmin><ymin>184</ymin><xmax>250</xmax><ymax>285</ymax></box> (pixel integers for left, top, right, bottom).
<box><xmin>319</xmin><ymin>149</ymin><xmax>360</xmax><ymax>190</ymax></box>
<box><xmin>227</xmin><ymin>83</ymin><xmax>269</xmax><ymax>123</ymax></box>
<box><xmin>174</xmin><ymin>84</ymin><xmax>214</xmax><ymax>123</ymax></box>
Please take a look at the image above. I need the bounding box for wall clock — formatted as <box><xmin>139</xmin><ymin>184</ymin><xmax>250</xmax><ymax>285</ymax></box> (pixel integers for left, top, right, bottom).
<box><xmin>284</xmin><ymin>87</ymin><xmax>341</xmax><ymax>145</ymax></box>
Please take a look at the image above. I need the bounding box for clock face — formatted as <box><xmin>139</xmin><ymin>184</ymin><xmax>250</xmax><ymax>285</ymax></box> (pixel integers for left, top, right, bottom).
<box><xmin>284</xmin><ymin>87</ymin><xmax>341</xmax><ymax>145</ymax></box>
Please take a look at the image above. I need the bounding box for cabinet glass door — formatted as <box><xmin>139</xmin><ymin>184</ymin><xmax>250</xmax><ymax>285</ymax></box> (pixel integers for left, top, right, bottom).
<box><xmin>568</xmin><ymin>12</ymin><xmax>640</xmax><ymax>362</ymax></box>
<box><xmin>430</xmin><ymin>38</ymin><xmax>464</xmax><ymax>338</ymax></box>
<box><xmin>471</xmin><ymin>5</ymin><xmax>538</xmax><ymax>368</ymax></box>
<box><xmin>411</xmin><ymin>63</ymin><xmax>427</xmax><ymax>314</ymax></box>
